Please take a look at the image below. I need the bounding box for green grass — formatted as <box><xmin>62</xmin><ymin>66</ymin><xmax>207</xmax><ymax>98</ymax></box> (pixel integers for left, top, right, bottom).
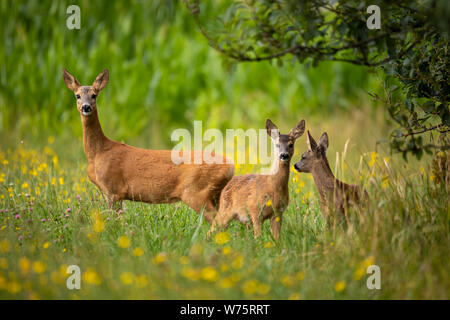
<box><xmin>0</xmin><ymin>0</ymin><xmax>448</xmax><ymax>300</ymax></box>
<box><xmin>0</xmin><ymin>108</ymin><xmax>448</xmax><ymax>299</ymax></box>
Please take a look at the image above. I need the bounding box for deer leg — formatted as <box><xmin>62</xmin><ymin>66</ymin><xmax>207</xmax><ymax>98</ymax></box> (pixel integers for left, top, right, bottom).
<box><xmin>270</xmin><ymin>215</ymin><xmax>282</xmax><ymax>240</ymax></box>
<box><xmin>181</xmin><ymin>192</ymin><xmax>215</xmax><ymax>224</ymax></box>
<box><xmin>106</xmin><ymin>194</ymin><xmax>123</xmax><ymax>211</ymax></box>
<box><xmin>203</xmin><ymin>199</ymin><xmax>218</xmax><ymax>224</ymax></box>
<box><xmin>251</xmin><ymin>213</ymin><xmax>262</xmax><ymax>238</ymax></box>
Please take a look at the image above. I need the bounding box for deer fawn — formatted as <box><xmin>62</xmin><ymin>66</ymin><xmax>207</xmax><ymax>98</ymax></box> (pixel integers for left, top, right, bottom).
<box><xmin>294</xmin><ymin>131</ymin><xmax>368</xmax><ymax>224</ymax></box>
<box><xmin>62</xmin><ymin>68</ymin><xmax>234</xmax><ymax>222</ymax></box>
<box><xmin>208</xmin><ymin>119</ymin><xmax>305</xmax><ymax>239</ymax></box>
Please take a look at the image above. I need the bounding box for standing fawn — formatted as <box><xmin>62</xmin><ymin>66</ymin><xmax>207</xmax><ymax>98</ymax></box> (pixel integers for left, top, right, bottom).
<box><xmin>208</xmin><ymin>119</ymin><xmax>305</xmax><ymax>239</ymax></box>
<box><xmin>63</xmin><ymin>68</ymin><xmax>234</xmax><ymax>222</ymax></box>
<box><xmin>294</xmin><ymin>131</ymin><xmax>368</xmax><ymax>224</ymax></box>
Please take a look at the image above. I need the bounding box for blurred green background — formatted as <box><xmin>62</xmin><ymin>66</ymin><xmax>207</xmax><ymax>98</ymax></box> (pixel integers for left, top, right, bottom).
<box><xmin>0</xmin><ymin>0</ymin><xmax>383</xmax><ymax>149</ymax></box>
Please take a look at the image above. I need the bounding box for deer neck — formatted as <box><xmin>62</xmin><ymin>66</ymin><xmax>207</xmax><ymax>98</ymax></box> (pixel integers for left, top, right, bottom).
<box><xmin>269</xmin><ymin>157</ymin><xmax>291</xmax><ymax>190</ymax></box>
<box><xmin>81</xmin><ymin>109</ymin><xmax>108</xmax><ymax>161</ymax></box>
<box><xmin>311</xmin><ymin>157</ymin><xmax>336</xmax><ymax>202</ymax></box>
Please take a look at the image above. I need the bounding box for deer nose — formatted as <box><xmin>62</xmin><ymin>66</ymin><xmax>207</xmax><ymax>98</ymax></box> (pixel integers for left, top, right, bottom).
<box><xmin>294</xmin><ymin>163</ymin><xmax>299</xmax><ymax>171</ymax></box>
<box><xmin>280</xmin><ymin>153</ymin><xmax>289</xmax><ymax>161</ymax></box>
<box><xmin>81</xmin><ymin>104</ymin><xmax>92</xmax><ymax>114</ymax></box>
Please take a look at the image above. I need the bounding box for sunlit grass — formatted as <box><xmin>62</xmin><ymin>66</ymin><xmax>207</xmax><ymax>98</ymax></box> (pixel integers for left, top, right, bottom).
<box><xmin>0</xmin><ymin>110</ymin><xmax>448</xmax><ymax>299</ymax></box>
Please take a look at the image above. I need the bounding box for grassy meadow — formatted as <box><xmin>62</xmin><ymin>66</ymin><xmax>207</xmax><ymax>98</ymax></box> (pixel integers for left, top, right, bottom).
<box><xmin>0</xmin><ymin>1</ymin><xmax>448</xmax><ymax>299</ymax></box>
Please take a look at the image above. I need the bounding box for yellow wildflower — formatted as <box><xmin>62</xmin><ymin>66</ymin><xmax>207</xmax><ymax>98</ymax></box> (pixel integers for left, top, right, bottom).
<box><xmin>179</xmin><ymin>256</ymin><xmax>190</xmax><ymax>265</ymax></box>
<box><xmin>354</xmin><ymin>268</ymin><xmax>365</xmax><ymax>281</ymax></box>
<box><xmin>181</xmin><ymin>267</ymin><xmax>200</xmax><ymax>281</ymax></box>
<box><xmin>368</xmin><ymin>152</ymin><xmax>378</xmax><ymax>167</ymax></box>
<box><xmin>32</xmin><ymin>261</ymin><xmax>46</xmax><ymax>274</ymax></box>
<box><xmin>133</xmin><ymin>247</ymin><xmax>144</xmax><ymax>257</ymax></box>
<box><xmin>222</xmin><ymin>246</ymin><xmax>231</xmax><ymax>255</ymax></box>
<box><xmin>289</xmin><ymin>293</ymin><xmax>301</xmax><ymax>300</ymax></box>
<box><xmin>7</xmin><ymin>281</ymin><xmax>21</xmax><ymax>294</ymax></box>
<box><xmin>0</xmin><ymin>257</ymin><xmax>8</xmax><ymax>269</ymax></box>
<box><xmin>214</xmin><ymin>231</ymin><xmax>230</xmax><ymax>245</ymax></box>
<box><xmin>334</xmin><ymin>281</ymin><xmax>346</xmax><ymax>292</ymax></box>
<box><xmin>153</xmin><ymin>252</ymin><xmax>167</xmax><ymax>264</ymax></box>
<box><xmin>0</xmin><ymin>239</ymin><xmax>11</xmax><ymax>253</ymax></box>
<box><xmin>362</xmin><ymin>256</ymin><xmax>375</xmax><ymax>268</ymax></box>
<box><xmin>281</xmin><ymin>275</ymin><xmax>295</xmax><ymax>287</ymax></box>
<box><xmin>257</xmin><ymin>283</ymin><xmax>270</xmax><ymax>295</ymax></box>
<box><xmin>231</xmin><ymin>255</ymin><xmax>244</xmax><ymax>269</ymax></box>
<box><xmin>264</xmin><ymin>241</ymin><xmax>274</xmax><ymax>248</ymax></box>
<box><xmin>117</xmin><ymin>236</ymin><xmax>130</xmax><ymax>248</ymax></box>
<box><xmin>92</xmin><ymin>211</ymin><xmax>105</xmax><ymax>233</ymax></box>
<box><xmin>220</xmin><ymin>263</ymin><xmax>229</xmax><ymax>272</ymax></box>
<box><xmin>83</xmin><ymin>268</ymin><xmax>101</xmax><ymax>285</ymax></box>
<box><xmin>201</xmin><ymin>267</ymin><xmax>219</xmax><ymax>282</ymax></box>
<box><xmin>120</xmin><ymin>272</ymin><xmax>134</xmax><ymax>285</ymax></box>
<box><xmin>219</xmin><ymin>277</ymin><xmax>235</xmax><ymax>288</ymax></box>
<box><xmin>242</xmin><ymin>279</ymin><xmax>259</xmax><ymax>295</ymax></box>
<box><xmin>135</xmin><ymin>275</ymin><xmax>148</xmax><ymax>288</ymax></box>
<box><xmin>52</xmin><ymin>155</ymin><xmax>58</xmax><ymax>167</ymax></box>
<box><xmin>296</xmin><ymin>271</ymin><xmax>306</xmax><ymax>281</ymax></box>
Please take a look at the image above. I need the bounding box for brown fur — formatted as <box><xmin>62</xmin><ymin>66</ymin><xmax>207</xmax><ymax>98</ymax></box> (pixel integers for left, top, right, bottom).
<box><xmin>294</xmin><ymin>131</ymin><xmax>368</xmax><ymax>224</ymax></box>
<box><xmin>63</xmin><ymin>68</ymin><xmax>234</xmax><ymax>223</ymax></box>
<box><xmin>208</xmin><ymin>119</ymin><xmax>305</xmax><ymax>239</ymax></box>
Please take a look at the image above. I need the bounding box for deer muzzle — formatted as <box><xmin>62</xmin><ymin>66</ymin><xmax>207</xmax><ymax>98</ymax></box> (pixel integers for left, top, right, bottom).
<box><xmin>81</xmin><ymin>104</ymin><xmax>92</xmax><ymax>115</ymax></box>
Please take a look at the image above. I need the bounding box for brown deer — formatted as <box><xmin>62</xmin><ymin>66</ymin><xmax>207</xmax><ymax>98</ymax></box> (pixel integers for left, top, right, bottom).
<box><xmin>208</xmin><ymin>119</ymin><xmax>305</xmax><ymax>239</ymax></box>
<box><xmin>294</xmin><ymin>131</ymin><xmax>368</xmax><ymax>223</ymax></box>
<box><xmin>62</xmin><ymin>68</ymin><xmax>234</xmax><ymax>222</ymax></box>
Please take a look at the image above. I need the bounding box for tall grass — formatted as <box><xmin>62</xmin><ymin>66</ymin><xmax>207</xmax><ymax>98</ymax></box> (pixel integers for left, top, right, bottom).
<box><xmin>0</xmin><ymin>1</ymin><xmax>447</xmax><ymax>300</ymax></box>
<box><xmin>0</xmin><ymin>108</ymin><xmax>447</xmax><ymax>299</ymax></box>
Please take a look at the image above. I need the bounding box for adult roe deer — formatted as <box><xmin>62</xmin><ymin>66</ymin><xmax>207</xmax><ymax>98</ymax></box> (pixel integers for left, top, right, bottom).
<box><xmin>294</xmin><ymin>131</ymin><xmax>368</xmax><ymax>224</ymax></box>
<box><xmin>62</xmin><ymin>68</ymin><xmax>234</xmax><ymax>222</ymax></box>
<box><xmin>208</xmin><ymin>118</ymin><xmax>305</xmax><ymax>239</ymax></box>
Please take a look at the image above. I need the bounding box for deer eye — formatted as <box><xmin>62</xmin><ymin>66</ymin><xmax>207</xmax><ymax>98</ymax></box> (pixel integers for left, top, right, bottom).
<box><xmin>91</xmin><ymin>94</ymin><xmax>97</xmax><ymax>99</ymax></box>
<box><xmin>76</xmin><ymin>94</ymin><xmax>80</xmax><ymax>99</ymax></box>
<box><xmin>289</xmin><ymin>144</ymin><xmax>294</xmax><ymax>148</ymax></box>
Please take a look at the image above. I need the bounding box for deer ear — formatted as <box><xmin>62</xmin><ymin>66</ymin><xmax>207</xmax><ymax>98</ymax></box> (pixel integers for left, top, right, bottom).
<box><xmin>266</xmin><ymin>119</ymin><xmax>279</xmax><ymax>140</ymax></box>
<box><xmin>307</xmin><ymin>130</ymin><xmax>318</xmax><ymax>151</ymax></box>
<box><xmin>92</xmin><ymin>69</ymin><xmax>109</xmax><ymax>92</ymax></box>
<box><xmin>317</xmin><ymin>132</ymin><xmax>329</xmax><ymax>153</ymax></box>
<box><xmin>289</xmin><ymin>119</ymin><xmax>305</xmax><ymax>140</ymax></box>
<box><xmin>62</xmin><ymin>68</ymin><xmax>81</xmax><ymax>91</ymax></box>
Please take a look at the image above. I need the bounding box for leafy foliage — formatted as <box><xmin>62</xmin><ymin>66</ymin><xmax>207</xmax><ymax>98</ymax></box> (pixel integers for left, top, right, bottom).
<box><xmin>0</xmin><ymin>0</ymin><xmax>379</xmax><ymax>147</ymax></box>
<box><xmin>186</xmin><ymin>0</ymin><xmax>450</xmax><ymax>159</ymax></box>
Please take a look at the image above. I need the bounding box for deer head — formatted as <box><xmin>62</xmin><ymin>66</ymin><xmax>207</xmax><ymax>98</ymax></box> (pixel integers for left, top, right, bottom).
<box><xmin>63</xmin><ymin>68</ymin><xmax>109</xmax><ymax>116</ymax></box>
<box><xmin>294</xmin><ymin>131</ymin><xmax>329</xmax><ymax>173</ymax></box>
<box><xmin>266</xmin><ymin>118</ymin><xmax>305</xmax><ymax>163</ymax></box>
